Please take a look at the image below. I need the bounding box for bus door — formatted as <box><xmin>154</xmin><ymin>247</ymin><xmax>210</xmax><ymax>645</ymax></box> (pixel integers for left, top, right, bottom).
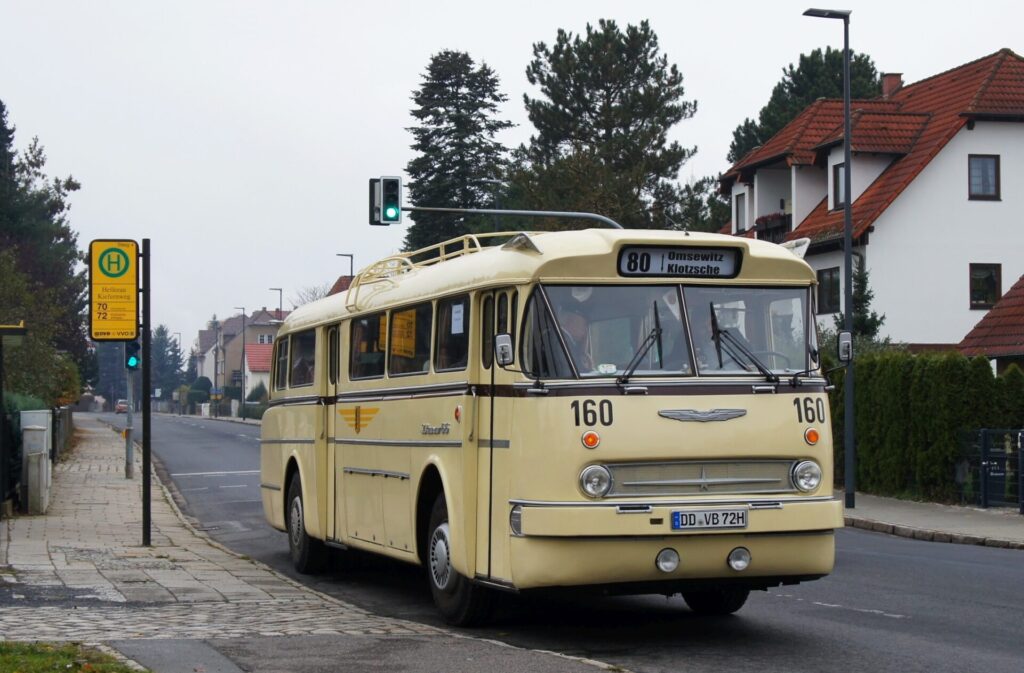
<box><xmin>325</xmin><ymin>324</ymin><xmax>340</xmax><ymax>540</ymax></box>
<box><xmin>475</xmin><ymin>288</ymin><xmax>518</xmax><ymax>581</ymax></box>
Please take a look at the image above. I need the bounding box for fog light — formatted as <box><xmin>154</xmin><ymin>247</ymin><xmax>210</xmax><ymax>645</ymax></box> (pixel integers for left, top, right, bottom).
<box><xmin>579</xmin><ymin>465</ymin><xmax>612</xmax><ymax>498</ymax></box>
<box><xmin>727</xmin><ymin>547</ymin><xmax>751</xmax><ymax>571</ymax></box>
<box><xmin>509</xmin><ymin>504</ymin><xmax>523</xmax><ymax>536</ymax></box>
<box><xmin>656</xmin><ymin>548</ymin><xmax>680</xmax><ymax>573</ymax></box>
<box><xmin>792</xmin><ymin>460</ymin><xmax>823</xmax><ymax>492</ymax></box>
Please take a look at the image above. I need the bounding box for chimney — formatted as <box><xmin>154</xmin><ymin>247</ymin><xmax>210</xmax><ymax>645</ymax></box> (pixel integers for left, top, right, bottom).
<box><xmin>882</xmin><ymin>73</ymin><xmax>903</xmax><ymax>98</ymax></box>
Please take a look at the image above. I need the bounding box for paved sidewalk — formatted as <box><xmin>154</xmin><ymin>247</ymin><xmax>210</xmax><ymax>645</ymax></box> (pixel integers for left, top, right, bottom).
<box><xmin>0</xmin><ymin>416</ymin><xmax>612</xmax><ymax>673</ymax></box>
<box><xmin>842</xmin><ymin>491</ymin><xmax>1024</xmax><ymax>549</ymax></box>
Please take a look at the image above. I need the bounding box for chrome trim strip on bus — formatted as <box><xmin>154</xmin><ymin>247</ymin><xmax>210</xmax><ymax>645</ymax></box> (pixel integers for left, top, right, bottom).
<box><xmin>479</xmin><ymin>438</ymin><xmax>511</xmax><ymax>449</ymax></box>
<box><xmin>259</xmin><ymin>438</ymin><xmax>316</xmax><ymax>445</ymax></box>
<box><xmin>620</xmin><ymin>477</ymin><xmax>785</xmax><ymax>487</ymax></box>
<box><xmin>508</xmin><ymin>495</ymin><xmax>839</xmax><ymax>508</ymax></box>
<box><xmin>343</xmin><ymin>467</ymin><xmax>411</xmax><ymax>480</ymax></box>
<box><xmin>335</xmin><ymin>381</ymin><xmax>470</xmax><ymax>400</ymax></box>
<box><xmin>267</xmin><ymin>395</ymin><xmax>321</xmax><ymax>407</ymax></box>
<box><xmin>472</xmin><ymin>575</ymin><xmax>519</xmax><ymax>593</ymax></box>
<box><xmin>336</xmin><ymin>438</ymin><xmax>463</xmax><ymax>448</ymax></box>
<box><xmin>260</xmin><ymin>483</ymin><xmax>282</xmax><ymax>491</ymax></box>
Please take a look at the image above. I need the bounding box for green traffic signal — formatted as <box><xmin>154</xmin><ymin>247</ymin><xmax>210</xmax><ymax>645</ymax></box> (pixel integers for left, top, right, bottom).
<box><xmin>125</xmin><ymin>341</ymin><xmax>141</xmax><ymax>370</ymax></box>
<box><xmin>384</xmin><ymin>205</ymin><xmax>399</xmax><ymax>220</ymax></box>
<box><xmin>381</xmin><ymin>177</ymin><xmax>401</xmax><ymax>223</ymax></box>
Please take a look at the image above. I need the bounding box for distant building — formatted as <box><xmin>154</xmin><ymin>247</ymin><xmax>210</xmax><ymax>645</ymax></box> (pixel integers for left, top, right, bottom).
<box><xmin>959</xmin><ymin>274</ymin><xmax>1024</xmax><ymax>373</ymax></box>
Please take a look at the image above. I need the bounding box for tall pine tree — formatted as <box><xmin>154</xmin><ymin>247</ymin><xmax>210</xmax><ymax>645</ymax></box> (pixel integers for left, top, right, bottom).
<box><xmin>516</xmin><ymin>20</ymin><xmax>696</xmax><ymax>229</ymax></box>
<box><xmin>403</xmin><ymin>51</ymin><xmax>513</xmax><ymax>250</ymax></box>
<box><xmin>728</xmin><ymin>47</ymin><xmax>881</xmax><ymax>163</ymax></box>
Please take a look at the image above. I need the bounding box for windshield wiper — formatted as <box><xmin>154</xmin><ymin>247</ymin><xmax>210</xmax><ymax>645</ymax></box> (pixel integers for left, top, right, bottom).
<box><xmin>617</xmin><ymin>301</ymin><xmax>663</xmax><ymax>386</ymax></box>
<box><xmin>708</xmin><ymin>302</ymin><xmax>779</xmax><ymax>383</ymax></box>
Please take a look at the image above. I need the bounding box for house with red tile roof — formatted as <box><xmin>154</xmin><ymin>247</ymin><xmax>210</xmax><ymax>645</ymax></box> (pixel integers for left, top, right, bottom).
<box><xmin>244</xmin><ymin>343</ymin><xmax>274</xmax><ymax>398</ymax></box>
<box><xmin>721</xmin><ymin>49</ymin><xmax>1024</xmax><ymax>348</ymax></box>
<box><xmin>959</xmin><ymin>273</ymin><xmax>1024</xmax><ymax>373</ymax></box>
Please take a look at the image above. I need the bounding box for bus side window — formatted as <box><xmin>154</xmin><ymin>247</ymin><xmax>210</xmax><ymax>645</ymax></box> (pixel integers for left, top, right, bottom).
<box><xmin>274</xmin><ymin>336</ymin><xmax>289</xmax><ymax>391</ymax></box>
<box><xmin>435</xmin><ymin>295</ymin><xmax>469</xmax><ymax>372</ymax></box>
<box><xmin>350</xmin><ymin>313</ymin><xmax>386</xmax><ymax>379</ymax></box>
<box><xmin>389</xmin><ymin>302</ymin><xmax>432</xmax><ymax>376</ymax></box>
<box><xmin>289</xmin><ymin>330</ymin><xmax>316</xmax><ymax>388</ymax></box>
<box><xmin>481</xmin><ymin>295</ymin><xmax>494</xmax><ymax>368</ymax></box>
<box><xmin>328</xmin><ymin>326</ymin><xmax>339</xmax><ymax>385</ymax></box>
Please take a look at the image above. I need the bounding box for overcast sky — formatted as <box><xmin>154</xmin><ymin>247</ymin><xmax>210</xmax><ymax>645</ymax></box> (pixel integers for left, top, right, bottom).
<box><xmin>1</xmin><ymin>0</ymin><xmax>1020</xmax><ymax>351</ymax></box>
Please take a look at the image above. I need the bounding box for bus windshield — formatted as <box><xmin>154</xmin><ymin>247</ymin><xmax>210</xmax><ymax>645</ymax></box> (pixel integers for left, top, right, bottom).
<box><xmin>523</xmin><ymin>284</ymin><xmax>810</xmax><ymax>379</ymax></box>
<box><xmin>684</xmin><ymin>286</ymin><xmax>809</xmax><ymax>376</ymax></box>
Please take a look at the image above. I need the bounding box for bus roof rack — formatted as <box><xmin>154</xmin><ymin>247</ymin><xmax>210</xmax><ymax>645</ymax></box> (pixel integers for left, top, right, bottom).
<box><xmin>346</xmin><ymin>231</ymin><xmax>540</xmax><ymax>311</ymax></box>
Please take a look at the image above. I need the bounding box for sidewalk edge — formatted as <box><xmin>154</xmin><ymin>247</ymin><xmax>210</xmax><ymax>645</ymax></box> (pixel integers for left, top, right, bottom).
<box><xmin>844</xmin><ymin>514</ymin><xmax>1024</xmax><ymax>550</ymax></box>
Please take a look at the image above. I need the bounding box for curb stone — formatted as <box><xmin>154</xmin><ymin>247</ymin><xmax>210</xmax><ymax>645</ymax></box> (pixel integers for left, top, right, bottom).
<box><xmin>844</xmin><ymin>515</ymin><xmax>1024</xmax><ymax>550</ymax></box>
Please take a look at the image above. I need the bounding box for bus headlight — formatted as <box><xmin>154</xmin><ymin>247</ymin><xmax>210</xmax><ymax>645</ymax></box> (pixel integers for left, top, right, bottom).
<box><xmin>580</xmin><ymin>465</ymin><xmax>612</xmax><ymax>498</ymax></box>
<box><xmin>792</xmin><ymin>460</ymin><xmax>822</xmax><ymax>492</ymax></box>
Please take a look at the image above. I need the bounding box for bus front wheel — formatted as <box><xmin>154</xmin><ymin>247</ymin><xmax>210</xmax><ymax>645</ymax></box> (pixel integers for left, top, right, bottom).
<box><xmin>682</xmin><ymin>586</ymin><xmax>750</xmax><ymax>615</ymax></box>
<box><xmin>426</xmin><ymin>494</ymin><xmax>494</xmax><ymax>626</ymax></box>
<box><xmin>287</xmin><ymin>476</ymin><xmax>326</xmax><ymax>574</ymax></box>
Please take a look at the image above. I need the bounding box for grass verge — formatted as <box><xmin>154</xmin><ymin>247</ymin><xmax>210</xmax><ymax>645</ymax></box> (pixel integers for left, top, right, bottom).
<box><xmin>0</xmin><ymin>642</ymin><xmax>145</xmax><ymax>673</ymax></box>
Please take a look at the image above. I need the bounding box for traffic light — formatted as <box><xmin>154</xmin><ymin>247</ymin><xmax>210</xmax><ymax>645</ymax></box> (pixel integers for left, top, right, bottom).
<box><xmin>125</xmin><ymin>341</ymin><xmax>140</xmax><ymax>370</ymax></box>
<box><xmin>380</xmin><ymin>176</ymin><xmax>402</xmax><ymax>224</ymax></box>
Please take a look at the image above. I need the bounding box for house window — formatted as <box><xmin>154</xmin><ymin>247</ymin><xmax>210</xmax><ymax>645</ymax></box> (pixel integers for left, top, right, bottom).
<box><xmin>817</xmin><ymin>267</ymin><xmax>841</xmax><ymax>314</ymax></box>
<box><xmin>832</xmin><ymin>163</ymin><xmax>846</xmax><ymax>209</ymax></box>
<box><xmin>968</xmin><ymin>155</ymin><xmax>1000</xmax><ymax>200</ymax></box>
<box><xmin>735</xmin><ymin>193</ymin><xmax>746</xmax><ymax>232</ymax></box>
<box><xmin>969</xmin><ymin>264</ymin><xmax>1001</xmax><ymax>309</ymax></box>
<box><xmin>258</xmin><ymin>334</ymin><xmax>273</xmax><ymax>345</ymax></box>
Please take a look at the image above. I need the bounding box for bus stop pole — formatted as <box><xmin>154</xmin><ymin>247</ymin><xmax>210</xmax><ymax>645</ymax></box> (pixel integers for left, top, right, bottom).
<box><xmin>142</xmin><ymin>238</ymin><xmax>152</xmax><ymax>546</ymax></box>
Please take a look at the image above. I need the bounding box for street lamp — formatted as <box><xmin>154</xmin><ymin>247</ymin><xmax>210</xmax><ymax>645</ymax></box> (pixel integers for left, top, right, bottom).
<box><xmin>804</xmin><ymin>7</ymin><xmax>856</xmax><ymax>509</ymax></box>
<box><xmin>268</xmin><ymin>288</ymin><xmax>283</xmax><ymax>321</ymax></box>
<box><xmin>336</xmin><ymin>254</ymin><xmax>354</xmax><ymax>278</ymax></box>
<box><xmin>234</xmin><ymin>307</ymin><xmax>246</xmax><ymax>419</ymax></box>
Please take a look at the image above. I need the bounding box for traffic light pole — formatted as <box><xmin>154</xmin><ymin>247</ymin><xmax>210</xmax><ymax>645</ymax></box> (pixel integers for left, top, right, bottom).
<box><xmin>403</xmin><ymin>206</ymin><xmax>624</xmax><ymax>230</ymax></box>
<box><xmin>141</xmin><ymin>238</ymin><xmax>152</xmax><ymax>546</ymax></box>
<box><xmin>125</xmin><ymin>365</ymin><xmax>134</xmax><ymax>479</ymax></box>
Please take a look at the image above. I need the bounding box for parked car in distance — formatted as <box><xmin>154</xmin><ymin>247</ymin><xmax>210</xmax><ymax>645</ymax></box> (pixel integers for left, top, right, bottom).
<box><xmin>115</xmin><ymin>399</ymin><xmax>129</xmax><ymax>414</ymax></box>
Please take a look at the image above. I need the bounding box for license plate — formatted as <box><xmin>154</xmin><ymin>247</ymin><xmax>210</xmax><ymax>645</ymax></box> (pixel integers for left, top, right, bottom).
<box><xmin>671</xmin><ymin>508</ymin><xmax>748</xmax><ymax>531</ymax></box>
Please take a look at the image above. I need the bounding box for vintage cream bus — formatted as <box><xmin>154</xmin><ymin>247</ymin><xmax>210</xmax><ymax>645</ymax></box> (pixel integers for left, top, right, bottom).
<box><xmin>260</xmin><ymin>228</ymin><xmax>843</xmax><ymax>625</ymax></box>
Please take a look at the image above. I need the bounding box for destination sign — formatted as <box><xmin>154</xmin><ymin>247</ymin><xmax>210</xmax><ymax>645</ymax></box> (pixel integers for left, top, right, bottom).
<box><xmin>89</xmin><ymin>239</ymin><xmax>139</xmax><ymax>341</ymax></box>
<box><xmin>617</xmin><ymin>246</ymin><xmax>741</xmax><ymax>279</ymax></box>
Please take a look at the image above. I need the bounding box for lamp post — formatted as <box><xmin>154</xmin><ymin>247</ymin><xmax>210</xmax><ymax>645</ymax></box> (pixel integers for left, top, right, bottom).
<box><xmin>269</xmin><ymin>287</ymin><xmax>283</xmax><ymax>321</ymax></box>
<box><xmin>171</xmin><ymin>332</ymin><xmax>182</xmax><ymax>414</ymax></box>
<box><xmin>234</xmin><ymin>307</ymin><xmax>246</xmax><ymax>419</ymax></box>
<box><xmin>804</xmin><ymin>7</ymin><xmax>855</xmax><ymax>509</ymax></box>
<box><xmin>336</xmin><ymin>254</ymin><xmax>354</xmax><ymax>278</ymax></box>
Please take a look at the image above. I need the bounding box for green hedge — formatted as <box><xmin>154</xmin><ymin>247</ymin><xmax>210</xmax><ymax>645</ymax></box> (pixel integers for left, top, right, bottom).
<box><xmin>829</xmin><ymin>353</ymin><xmax>1024</xmax><ymax>500</ymax></box>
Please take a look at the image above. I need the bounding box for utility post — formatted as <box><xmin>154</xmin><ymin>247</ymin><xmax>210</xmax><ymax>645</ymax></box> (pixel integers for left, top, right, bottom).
<box><xmin>125</xmin><ymin>344</ymin><xmax>134</xmax><ymax>479</ymax></box>
<box><xmin>234</xmin><ymin>307</ymin><xmax>246</xmax><ymax>419</ymax></box>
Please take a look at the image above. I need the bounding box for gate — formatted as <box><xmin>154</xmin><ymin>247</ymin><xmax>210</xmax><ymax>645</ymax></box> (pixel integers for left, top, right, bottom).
<box><xmin>962</xmin><ymin>429</ymin><xmax>1024</xmax><ymax>512</ymax></box>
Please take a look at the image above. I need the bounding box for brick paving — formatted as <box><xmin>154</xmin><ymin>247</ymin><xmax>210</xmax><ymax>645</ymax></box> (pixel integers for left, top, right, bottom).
<box><xmin>0</xmin><ymin>416</ymin><xmax>440</xmax><ymax>642</ymax></box>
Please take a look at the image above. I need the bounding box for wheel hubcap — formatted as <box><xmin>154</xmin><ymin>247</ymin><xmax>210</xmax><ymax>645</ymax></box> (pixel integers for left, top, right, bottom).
<box><xmin>429</xmin><ymin>522</ymin><xmax>452</xmax><ymax>591</ymax></box>
<box><xmin>289</xmin><ymin>496</ymin><xmax>304</xmax><ymax>550</ymax></box>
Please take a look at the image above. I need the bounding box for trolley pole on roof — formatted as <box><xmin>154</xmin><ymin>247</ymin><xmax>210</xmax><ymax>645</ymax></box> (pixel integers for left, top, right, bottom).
<box><xmin>403</xmin><ymin>206</ymin><xmax>624</xmax><ymax>230</ymax></box>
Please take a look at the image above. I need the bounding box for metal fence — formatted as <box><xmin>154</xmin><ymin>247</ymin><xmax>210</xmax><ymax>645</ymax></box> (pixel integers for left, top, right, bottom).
<box><xmin>957</xmin><ymin>429</ymin><xmax>1023</xmax><ymax>513</ymax></box>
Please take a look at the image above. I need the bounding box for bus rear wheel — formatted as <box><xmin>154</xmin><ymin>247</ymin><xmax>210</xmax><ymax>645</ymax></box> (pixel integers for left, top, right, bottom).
<box><xmin>287</xmin><ymin>475</ymin><xmax>326</xmax><ymax>574</ymax></box>
<box><xmin>682</xmin><ymin>586</ymin><xmax>750</xmax><ymax>615</ymax></box>
<box><xmin>426</xmin><ymin>494</ymin><xmax>494</xmax><ymax>626</ymax></box>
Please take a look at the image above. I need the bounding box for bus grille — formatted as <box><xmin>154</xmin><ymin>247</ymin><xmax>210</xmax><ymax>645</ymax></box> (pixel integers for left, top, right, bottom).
<box><xmin>606</xmin><ymin>460</ymin><xmax>796</xmax><ymax>497</ymax></box>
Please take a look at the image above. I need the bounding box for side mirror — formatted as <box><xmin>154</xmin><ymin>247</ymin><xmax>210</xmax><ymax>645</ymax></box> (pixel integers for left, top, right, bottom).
<box><xmin>837</xmin><ymin>330</ymin><xmax>853</xmax><ymax>364</ymax></box>
<box><xmin>495</xmin><ymin>333</ymin><xmax>514</xmax><ymax>367</ymax></box>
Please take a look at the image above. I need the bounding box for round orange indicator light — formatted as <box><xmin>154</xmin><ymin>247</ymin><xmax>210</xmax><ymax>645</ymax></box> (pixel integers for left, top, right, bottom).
<box><xmin>804</xmin><ymin>428</ymin><xmax>820</xmax><ymax>445</ymax></box>
<box><xmin>581</xmin><ymin>431</ymin><xmax>601</xmax><ymax>449</ymax></box>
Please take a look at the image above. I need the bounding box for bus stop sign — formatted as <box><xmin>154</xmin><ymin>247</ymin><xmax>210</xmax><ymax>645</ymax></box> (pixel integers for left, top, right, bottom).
<box><xmin>89</xmin><ymin>239</ymin><xmax>139</xmax><ymax>341</ymax></box>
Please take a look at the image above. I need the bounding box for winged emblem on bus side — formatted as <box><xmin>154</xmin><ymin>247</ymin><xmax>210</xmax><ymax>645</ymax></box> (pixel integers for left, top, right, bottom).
<box><xmin>658</xmin><ymin>409</ymin><xmax>747</xmax><ymax>423</ymax></box>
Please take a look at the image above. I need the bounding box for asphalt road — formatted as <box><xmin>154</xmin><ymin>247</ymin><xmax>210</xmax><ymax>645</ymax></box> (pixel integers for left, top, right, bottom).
<box><xmin>104</xmin><ymin>412</ymin><xmax>1024</xmax><ymax>673</ymax></box>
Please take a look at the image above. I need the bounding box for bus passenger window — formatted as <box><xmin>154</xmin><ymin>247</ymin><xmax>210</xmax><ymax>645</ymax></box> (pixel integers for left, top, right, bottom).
<box><xmin>435</xmin><ymin>295</ymin><xmax>470</xmax><ymax>371</ymax></box>
<box><xmin>274</xmin><ymin>337</ymin><xmax>289</xmax><ymax>390</ymax></box>
<box><xmin>389</xmin><ymin>303</ymin><xmax>432</xmax><ymax>376</ymax></box>
<box><xmin>289</xmin><ymin>330</ymin><xmax>316</xmax><ymax>388</ymax></box>
<box><xmin>350</xmin><ymin>313</ymin><xmax>386</xmax><ymax>379</ymax></box>
<box><xmin>328</xmin><ymin>326</ymin><xmax>339</xmax><ymax>385</ymax></box>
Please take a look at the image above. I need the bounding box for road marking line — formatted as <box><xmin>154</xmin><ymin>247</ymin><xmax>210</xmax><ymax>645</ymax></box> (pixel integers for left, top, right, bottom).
<box><xmin>181</xmin><ymin>487</ymin><xmax>209</xmax><ymax>492</ymax></box>
<box><xmin>170</xmin><ymin>470</ymin><xmax>260</xmax><ymax>477</ymax></box>
<box><xmin>220</xmin><ymin>485</ymin><xmax>247</xmax><ymax>489</ymax></box>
